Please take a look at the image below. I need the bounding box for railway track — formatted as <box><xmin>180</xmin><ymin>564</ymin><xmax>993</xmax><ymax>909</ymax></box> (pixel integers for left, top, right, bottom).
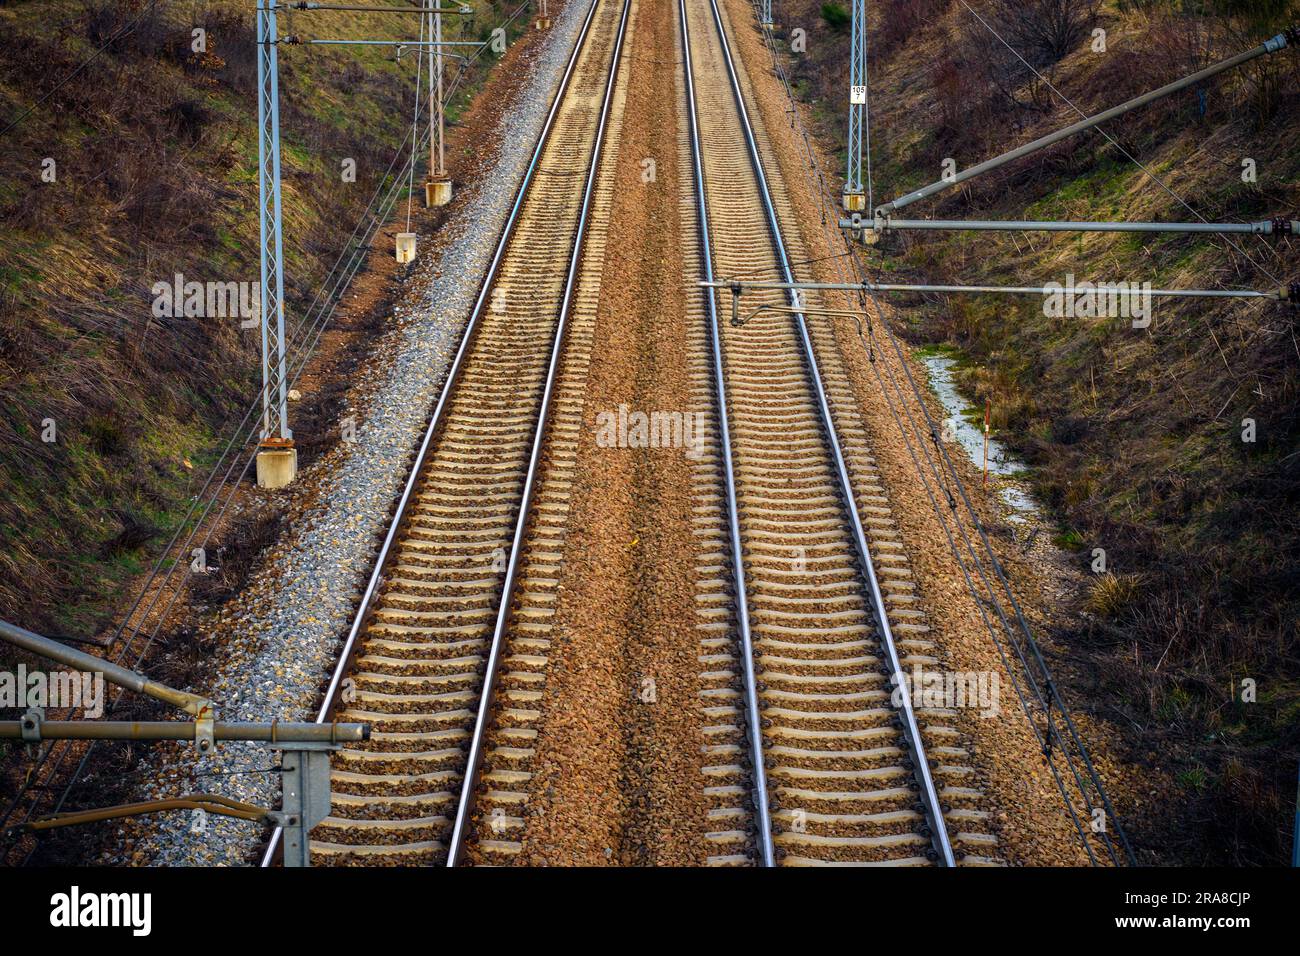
<box><xmin>679</xmin><ymin>0</ymin><xmax>1001</xmax><ymax>865</ymax></box>
<box><xmin>257</xmin><ymin>0</ymin><xmax>1003</xmax><ymax>869</ymax></box>
<box><xmin>260</xmin><ymin>0</ymin><xmax>632</xmax><ymax>867</ymax></box>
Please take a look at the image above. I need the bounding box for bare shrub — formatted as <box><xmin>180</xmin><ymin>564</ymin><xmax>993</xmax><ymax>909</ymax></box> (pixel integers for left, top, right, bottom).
<box><xmin>84</xmin><ymin>0</ymin><xmax>169</xmax><ymax>59</ymax></box>
<box><xmin>204</xmin><ymin>8</ymin><xmax>257</xmax><ymax>94</ymax></box>
<box><xmin>990</xmin><ymin>0</ymin><xmax>1102</xmax><ymax>67</ymax></box>
<box><xmin>873</xmin><ymin>0</ymin><xmax>953</xmax><ymax>56</ymax></box>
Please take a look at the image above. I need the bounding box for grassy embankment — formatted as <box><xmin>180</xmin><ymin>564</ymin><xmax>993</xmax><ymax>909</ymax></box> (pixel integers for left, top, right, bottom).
<box><xmin>0</xmin><ymin>0</ymin><xmax>520</xmax><ymax>640</ymax></box>
<box><xmin>779</xmin><ymin>0</ymin><xmax>1299</xmax><ymax>863</ymax></box>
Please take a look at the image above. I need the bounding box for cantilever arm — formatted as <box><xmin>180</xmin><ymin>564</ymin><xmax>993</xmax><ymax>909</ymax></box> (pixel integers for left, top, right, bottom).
<box><xmin>0</xmin><ymin>618</ymin><xmax>212</xmax><ymax>718</ymax></box>
<box><xmin>877</xmin><ymin>27</ymin><xmax>1299</xmax><ymax>216</ymax></box>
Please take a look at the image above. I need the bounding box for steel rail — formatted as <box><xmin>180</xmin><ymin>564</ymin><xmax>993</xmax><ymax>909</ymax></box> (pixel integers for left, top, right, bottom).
<box><xmin>704</xmin><ymin>0</ymin><xmax>956</xmax><ymax>865</ymax></box>
<box><xmin>678</xmin><ymin>0</ymin><xmax>776</xmax><ymax>868</ymax></box>
<box><xmin>260</xmin><ymin>0</ymin><xmax>606</xmax><ymax>866</ymax></box>
<box><xmin>445</xmin><ymin>0</ymin><xmax>631</xmax><ymax>867</ymax></box>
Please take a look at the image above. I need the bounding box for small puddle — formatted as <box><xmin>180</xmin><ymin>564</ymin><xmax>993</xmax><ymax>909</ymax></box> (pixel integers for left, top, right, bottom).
<box><xmin>917</xmin><ymin>348</ymin><xmax>1039</xmax><ymax>524</ymax></box>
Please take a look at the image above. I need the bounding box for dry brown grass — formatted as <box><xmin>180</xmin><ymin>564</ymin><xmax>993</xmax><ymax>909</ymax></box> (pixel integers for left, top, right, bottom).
<box><xmin>0</xmin><ymin>0</ymin><xmax>415</xmax><ymax>636</ymax></box>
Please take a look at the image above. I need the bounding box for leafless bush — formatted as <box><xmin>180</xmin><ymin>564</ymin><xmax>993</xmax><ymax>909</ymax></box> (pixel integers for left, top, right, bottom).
<box><xmin>873</xmin><ymin>0</ymin><xmax>952</xmax><ymax>56</ymax></box>
<box><xmin>204</xmin><ymin>8</ymin><xmax>258</xmax><ymax>94</ymax></box>
<box><xmin>990</xmin><ymin>0</ymin><xmax>1101</xmax><ymax>67</ymax></box>
<box><xmin>84</xmin><ymin>0</ymin><xmax>169</xmax><ymax>59</ymax></box>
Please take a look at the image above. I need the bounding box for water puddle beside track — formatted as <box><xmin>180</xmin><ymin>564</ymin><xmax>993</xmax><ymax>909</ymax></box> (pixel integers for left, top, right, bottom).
<box><xmin>916</xmin><ymin>348</ymin><xmax>1039</xmax><ymax>525</ymax></box>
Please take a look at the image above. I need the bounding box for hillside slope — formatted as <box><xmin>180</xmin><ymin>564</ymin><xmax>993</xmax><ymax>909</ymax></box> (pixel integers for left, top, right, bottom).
<box><xmin>778</xmin><ymin>0</ymin><xmax>1299</xmax><ymax>863</ymax></box>
<box><xmin>0</xmin><ymin>0</ymin><xmax>504</xmax><ymax>636</ymax></box>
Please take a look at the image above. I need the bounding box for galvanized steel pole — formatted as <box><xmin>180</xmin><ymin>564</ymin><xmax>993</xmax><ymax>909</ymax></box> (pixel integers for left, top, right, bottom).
<box><xmin>256</xmin><ymin>3</ymin><xmax>291</xmax><ymax>446</ymax></box>
<box><xmin>843</xmin><ymin>0</ymin><xmax>868</xmax><ymax>211</ymax></box>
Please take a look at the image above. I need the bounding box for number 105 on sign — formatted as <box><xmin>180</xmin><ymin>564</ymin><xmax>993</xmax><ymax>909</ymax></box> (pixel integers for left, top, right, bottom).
<box><xmin>850</xmin><ymin>85</ymin><xmax>866</xmax><ymax>104</ymax></box>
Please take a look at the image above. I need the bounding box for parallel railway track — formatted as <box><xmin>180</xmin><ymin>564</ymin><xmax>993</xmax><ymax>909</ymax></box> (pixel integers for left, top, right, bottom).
<box><xmin>260</xmin><ymin>0</ymin><xmax>1002</xmax><ymax>868</ymax></box>
<box><xmin>679</xmin><ymin>0</ymin><xmax>999</xmax><ymax>866</ymax></box>
<box><xmin>262</xmin><ymin>0</ymin><xmax>631</xmax><ymax>866</ymax></box>
<box><xmin>0</xmin><ymin>0</ymin><xmax>1134</xmax><ymax>874</ymax></box>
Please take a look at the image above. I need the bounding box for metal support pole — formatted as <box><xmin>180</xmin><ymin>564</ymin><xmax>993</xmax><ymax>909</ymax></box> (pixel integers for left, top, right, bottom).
<box><xmin>877</xmin><ymin>28</ymin><xmax>1297</xmax><ymax>216</ymax></box>
<box><xmin>256</xmin><ymin>4</ymin><xmax>290</xmax><ymax>445</ymax></box>
<box><xmin>250</xmin><ymin>6</ymin><xmax>479</xmax><ymax>490</ymax></box>
<box><xmin>2</xmin><ymin>713</ymin><xmax>364</xmax><ymax>867</ymax></box>
<box><xmin>285</xmin><ymin>2</ymin><xmax>472</xmax><ymax>11</ymax></box>
<box><xmin>843</xmin><ymin>0</ymin><xmax>867</xmax><ymax>211</ymax></box>
<box><xmin>270</xmin><ymin>743</ymin><xmax>338</xmax><ymax>867</ymax></box>
<box><xmin>760</xmin><ymin>0</ymin><xmax>772</xmax><ymax>28</ymax></box>
<box><xmin>298</xmin><ymin>38</ymin><xmax>480</xmax><ymax>45</ymax></box>
<box><xmin>0</xmin><ymin>720</ymin><xmax>368</xmax><ymax>743</ymax></box>
<box><xmin>433</xmin><ymin>5</ymin><xmax>445</xmax><ymax>177</ymax></box>
<box><xmin>255</xmin><ymin>4</ymin><xmax>296</xmax><ymax>489</ymax></box>
<box><xmin>3</xmin><ymin>718</ymin><xmax>361</xmax><ymax>868</ymax></box>
<box><xmin>846</xmin><ymin>215</ymin><xmax>1300</xmax><ymax>236</ymax></box>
